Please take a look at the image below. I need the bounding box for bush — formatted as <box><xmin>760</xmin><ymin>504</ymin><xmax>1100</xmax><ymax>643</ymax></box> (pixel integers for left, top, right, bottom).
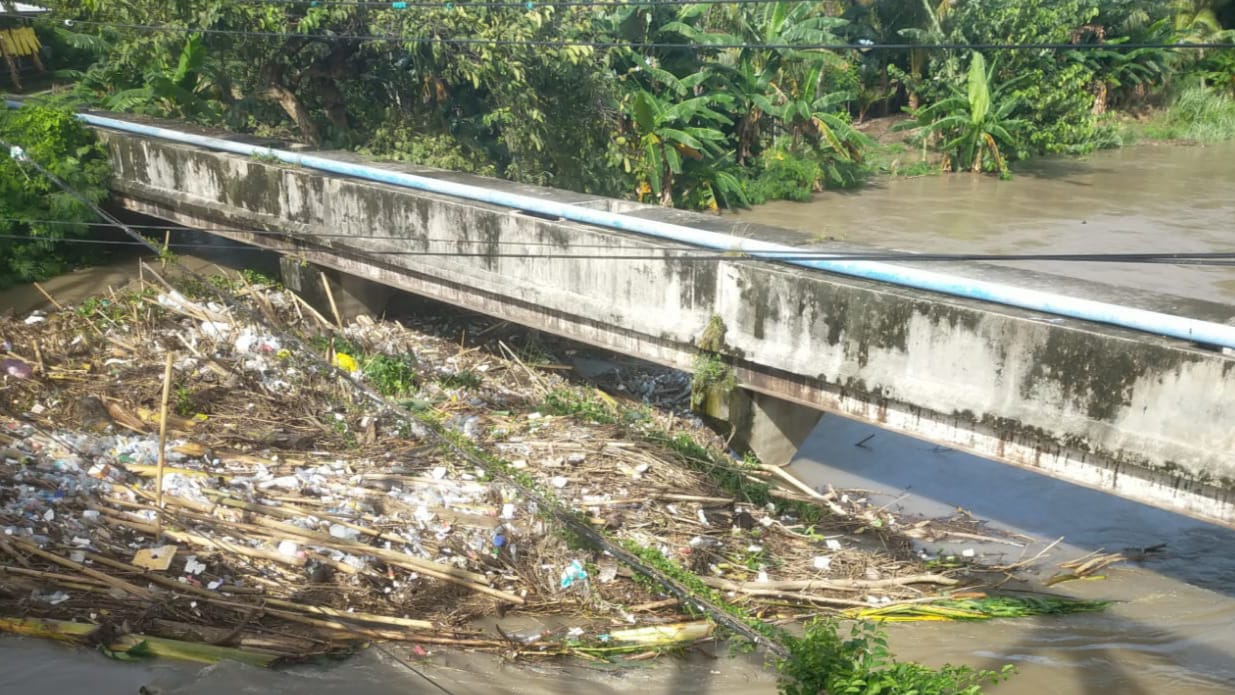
<box><xmin>0</xmin><ymin>104</ymin><xmax>111</xmax><ymax>288</ymax></box>
<box><xmin>746</xmin><ymin>147</ymin><xmax>822</xmax><ymax>204</ymax></box>
<box><xmin>778</xmin><ymin>620</ymin><xmax>1014</xmax><ymax>695</ymax></box>
<box><xmin>361</xmin><ymin>123</ymin><xmax>497</xmax><ymax>177</ymax></box>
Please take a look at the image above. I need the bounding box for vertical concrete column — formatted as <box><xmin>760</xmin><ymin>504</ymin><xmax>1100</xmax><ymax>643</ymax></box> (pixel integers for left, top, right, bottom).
<box><xmin>698</xmin><ymin>384</ymin><xmax>823</xmax><ymax>468</ymax></box>
<box><xmin>279</xmin><ymin>257</ymin><xmax>393</xmax><ymax>323</ymax></box>
<box><xmin>729</xmin><ymin>389</ymin><xmax>824</xmax><ymax>468</ymax></box>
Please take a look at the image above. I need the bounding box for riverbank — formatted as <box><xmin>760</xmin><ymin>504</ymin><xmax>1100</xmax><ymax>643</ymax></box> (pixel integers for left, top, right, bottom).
<box><xmin>859</xmin><ymin>91</ymin><xmax>1235</xmax><ymax>181</ymax></box>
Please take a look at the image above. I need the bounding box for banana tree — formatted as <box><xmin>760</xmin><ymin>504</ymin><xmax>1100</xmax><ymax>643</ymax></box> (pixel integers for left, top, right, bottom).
<box><xmin>623</xmin><ymin>78</ymin><xmax>737</xmax><ymax>207</ymax></box>
<box><xmin>104</xmin><ymin>34</ymin><xmax>221</xmax><ymax>121</ymax></box>
<box><xmin>759</xmin><ymin>63</ymin><xmax>872</xmax><ymax>186</ymax></box>
<box><xmin>897</xmin><ymin>52</ymin><xmax>1027</xmax><ymax>176</ymax></box>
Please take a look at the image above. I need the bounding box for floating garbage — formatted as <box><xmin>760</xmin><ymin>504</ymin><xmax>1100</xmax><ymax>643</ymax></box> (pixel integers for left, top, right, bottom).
<box><xmin>1</xmin><ymin>359</ymin><xmax>32</xmax><ymax>379</ymax></box>
<box><xmin>560</xmin><ymin>560</ymin><xmax>588</xmax><ymax>589</ymax></box>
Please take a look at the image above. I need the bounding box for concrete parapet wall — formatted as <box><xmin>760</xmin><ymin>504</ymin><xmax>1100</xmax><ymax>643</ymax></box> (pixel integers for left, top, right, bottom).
<box><xmin>99</xmin><ymin>127</ymin><xmax>1235</xmax><ymax>525</ymax></box>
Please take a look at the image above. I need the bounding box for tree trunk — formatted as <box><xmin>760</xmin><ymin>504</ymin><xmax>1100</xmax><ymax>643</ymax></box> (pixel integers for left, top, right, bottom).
<box><xmin>264</xmin><ymin>83</ymin><xmax>320</xmax><ymax>146</ymax></box>
<box><xmin>1091</xmin><ymin>82</ymin><xmax>1108</xmax><ymax>116</ymax></box>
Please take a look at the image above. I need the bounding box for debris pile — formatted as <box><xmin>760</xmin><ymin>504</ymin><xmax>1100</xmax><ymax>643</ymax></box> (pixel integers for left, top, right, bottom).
<box><xmin>0</xmin><ymin>267</ymin><xmax>1091</xmax><ymax>666</ymax></box>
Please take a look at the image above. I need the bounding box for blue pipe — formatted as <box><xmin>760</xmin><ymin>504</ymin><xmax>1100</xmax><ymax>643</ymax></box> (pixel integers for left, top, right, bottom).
<box><xmin>11</xmin><ymin>101</ymin><xmax>1235</xmax><ymax>349</ymax></box>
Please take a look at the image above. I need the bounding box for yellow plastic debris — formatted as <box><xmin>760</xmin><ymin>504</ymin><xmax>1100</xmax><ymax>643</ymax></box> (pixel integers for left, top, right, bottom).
<box><xmin>333</xmin><ymin>352</ymin><xmax>358</xmax><ymax>372</ymax></box>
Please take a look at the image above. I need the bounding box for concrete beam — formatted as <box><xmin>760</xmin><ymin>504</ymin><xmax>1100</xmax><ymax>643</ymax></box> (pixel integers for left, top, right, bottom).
<box><xmin>97</xmin><ymin>127</ymin><xmax>1235</xmax><ymax>526</ymax></box>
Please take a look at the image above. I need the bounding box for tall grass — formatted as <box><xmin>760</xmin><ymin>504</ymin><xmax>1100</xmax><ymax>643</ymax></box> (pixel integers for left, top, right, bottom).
<box><xmin>1141</xmin><ymin>86</ymin><xmax>1235</xmax><ymax>143</ymax></box>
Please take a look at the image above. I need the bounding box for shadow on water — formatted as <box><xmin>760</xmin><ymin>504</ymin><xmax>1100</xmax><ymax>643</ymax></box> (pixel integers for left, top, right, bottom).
<box><xmin>792</xmin><ymin>414</ymin><xmax>1235</xmax><ymax>594</ymax></box>
<box><xmin>791</xmin><ymin>414</ymin><xmax>1235</xmax><ymax>693</ymax></box>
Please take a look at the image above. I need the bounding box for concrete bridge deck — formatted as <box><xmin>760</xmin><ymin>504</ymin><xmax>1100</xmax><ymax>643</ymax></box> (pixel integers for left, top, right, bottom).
<box><xmin>91</xmin><ymin>117</ymin><xmax>1235</xmax><ymax>527</ymax></box>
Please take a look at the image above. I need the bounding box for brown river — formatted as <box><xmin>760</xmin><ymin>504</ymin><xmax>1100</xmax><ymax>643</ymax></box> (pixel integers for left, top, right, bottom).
<box><xmin>2</xmin><ymin>143</ymin><xmax>1235</xmax><ymax>693</ymax></box>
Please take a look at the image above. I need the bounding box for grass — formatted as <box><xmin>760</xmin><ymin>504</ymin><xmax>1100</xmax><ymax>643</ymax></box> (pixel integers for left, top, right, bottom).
<box><xmin>1137</xmin><ymin>86</ymin><xmax>1235</xmax><ymax>144</ymax></box>
<box><xmin>362</xmin><ymin>353</ymin><xmax>419</xmax><ymax>397</ymax></box>
<box><xmin>690</xmin><ymin>352</ymin><xmax>734</xmax><ymax>408</ymax></box>
<box><xmin>868</xmin><ymin>140</ymin><xmax>940</xmax><ymax>178</ymax></box>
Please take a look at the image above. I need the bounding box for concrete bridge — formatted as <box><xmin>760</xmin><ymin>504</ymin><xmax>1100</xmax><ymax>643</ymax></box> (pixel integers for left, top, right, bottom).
<box><xmin>91</xmin><ymin>116</ymin><xmax>1235</xmax><ymax>527</ymax></box>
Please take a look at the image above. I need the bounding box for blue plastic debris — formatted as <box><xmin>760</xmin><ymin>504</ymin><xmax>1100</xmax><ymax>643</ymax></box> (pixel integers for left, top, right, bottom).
<box><xmin>559</xmin><ymin>559</ymin><xmax>588</xmax><ymax>589</ymax></box>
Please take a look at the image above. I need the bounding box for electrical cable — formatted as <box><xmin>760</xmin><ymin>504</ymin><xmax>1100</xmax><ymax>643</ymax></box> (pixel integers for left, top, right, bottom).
<box><xmin>8</xmin><ymin>217</ymin><xmax>1235</xmax><ymax>264</ymax></box>
<box><xmin>46</xmin><ymin>18</ymin><xmax>1235</xmax><ymax>51</ymax></box>
<box><xmin>3</xmin><ymin>232</ymin><xmax>1235</xmax><ymax>266</ymax></box>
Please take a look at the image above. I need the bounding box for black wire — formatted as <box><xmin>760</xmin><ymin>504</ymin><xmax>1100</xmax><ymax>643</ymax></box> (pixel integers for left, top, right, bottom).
<box><xmin>4</xmin><ymin>232</ymin><xmax>1235</xmax><ymax>266</ymax></box>
<box><xmin>235</xmin><ymin>0</ymin><xmax>879</xmax><ymax>7</ymax></box>
<box><xmin>51</xmin><ymin>19</ymin><xmax>1235</xmax><ymax>51</ymax></box>
<box><xmin>0</xmin><ymin>140</ymin><xmax>165</xmax><ymax>258</ymax></box>
<box><xmin>14</xmin><ymin>217</ymin><xmax>1235</xmax><ymax>261</ymax></box>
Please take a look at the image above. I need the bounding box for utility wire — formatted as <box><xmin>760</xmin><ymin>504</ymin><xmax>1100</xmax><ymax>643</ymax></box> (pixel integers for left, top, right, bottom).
<box><xmin>232</xmin><ymin>0</ymin><xmax>896</xmax><ymax>8</ymax></box>
<box><xmin>4</xmin><ymin>232</ymin><xmax>1235</xmax><ymax>266</ymax></box>
<box><xmin>48</xmin><ymin>19</ymin><xmax>1235</xmax><ymax>51</ymax></box>
<box><xmin>12</xmin><ymin>216</ymin><xmax>1235</xmax><ymax>261</ymax></box>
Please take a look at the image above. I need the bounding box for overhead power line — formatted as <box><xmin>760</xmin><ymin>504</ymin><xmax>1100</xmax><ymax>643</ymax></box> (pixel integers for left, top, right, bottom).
<box><xmin>232</xmin><ymin>0</ymin><xmax>858</xmax><ymax>8</ymax></box>
<box><xmin>50</xmin><ymin>19</ymin><xmax>1235</xmax><ymax>51</ymax></box>
<box><xmin>3</xmin><ymin>232</ymin><xmax>1235</xmax><ymax>266</ymax></box>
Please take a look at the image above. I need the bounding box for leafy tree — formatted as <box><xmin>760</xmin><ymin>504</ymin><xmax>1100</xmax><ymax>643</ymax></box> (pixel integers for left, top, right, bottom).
<box><xmin>0</xmin><ymin>104</ymin><xmax>111</xmax><ymax>287</ymax></box>
<box><xmin>927</xmin><ymin>0</ymin><xmax>1102</xmax><ymax>155</ymax></box>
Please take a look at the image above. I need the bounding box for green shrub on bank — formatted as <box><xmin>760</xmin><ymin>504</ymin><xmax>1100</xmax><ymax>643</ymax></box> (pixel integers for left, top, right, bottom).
<box><xmin>0</xmin><ymin>104</ymin><xmax>111</xmax><ymax>288</ymax></box>
<box><xmin>1141</xmin><ymin>86</ymin><xmax>1235</xmax><ymax>143</ymax></box>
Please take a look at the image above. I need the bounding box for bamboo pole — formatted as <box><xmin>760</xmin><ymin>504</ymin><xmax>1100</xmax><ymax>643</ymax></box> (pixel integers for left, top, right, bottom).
<box><xmin>320</xmin><ymin>272</ymin><xmax>343</xmax><ymax>329</ymax></box>
<box><xmin>32</xmin><ymin>282</ymin><xmax>64</xmax><ymax>311</ymax></box>
<box><xmin>0</xmin><ymin>617</ymin><xmax>283</xmax><ymax>667</ymax></box>
<box><xmin>156</xmin><ymin>352</ymin><xmax>175</xmax><ymax>533</ymax></box>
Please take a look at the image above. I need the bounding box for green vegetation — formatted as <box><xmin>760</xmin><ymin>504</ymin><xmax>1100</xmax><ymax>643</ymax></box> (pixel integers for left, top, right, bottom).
<box><xmin>690</xmin><ymin>352</ymin><xmax>735</xmax><ymax>409</ymax></box>
<box><xmin>897</xmin><ymin>53</ymin><xmax>1026</xmax><ymax>177</ymax></box>
<box><xmin>30</xmin><ymin>0</ymin><xmax>1230</xmax><ymax>214</ymax></box>
<box><xmin>0</xmin><ymin>104</ymin><xmax>111</xmax><ymax>287</ymax></box>
<box><xmin>779</xmin><ymin>620</ymin><xmax>1014</xmax><ymax>695</ymax></box>
<box><xmin>850</xmin><ymin>595</ymin><xmax>1114</xmax><ymax>622</ymax></box>
<box><xmin>362</xmin><ymin>353</ymin><xmax>419</xmax><ymax>397</ymax></box>
<box><xmin>1138</xmin><ymin>85</ymin><xmax>1235</xmax><ymax>141</ymax></box>
<box><xmin>438</xmin><ymin>369</ymin><xmax>483</xmax><ymax>391</ymax></box>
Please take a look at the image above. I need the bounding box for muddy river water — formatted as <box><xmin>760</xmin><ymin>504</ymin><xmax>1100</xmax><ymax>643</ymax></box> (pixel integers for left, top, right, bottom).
<box><xmin>741</xmin><ymin>141</ymin><xmax>1235</xmax><ymax>305</ymax></box>
<box><xmin>2</xmin><ymin>143</ymin><xmax>1235</xmax><ymax>693</ymax></box>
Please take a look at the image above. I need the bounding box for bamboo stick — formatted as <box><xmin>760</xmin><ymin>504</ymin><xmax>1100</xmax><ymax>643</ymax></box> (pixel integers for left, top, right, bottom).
<box><xmin>149</xmin><ymin>619</ymin><xmax>320</xmax><ymax>654</ymax></box>
<box><xmin>156</xmin><ymin>352</ymin><xmax>175</xmax><ymax>534</ymax></box>
<box><xmin>0</xmin><ymin>564</ymin><xmax>109</xmax><ymax>587</ymax></box>
<box><xmin>705</xmin><ymin>574</ymin><xmax>957</xmax><ymax>593</ymax></box>
<box><xmin>0</xmin><ymin>539</ymin><xmax>30</xmax><ymax>568</ymax></box>
<box><xmin>103</xmin><ymin>514</ymin><xmax>306</xmax><ymax>568</ymax></box>
<box><xmin>184</xmin><ymin>495</ymin><xmax>499</xmax><ymax>591</ymax></box>
<box><xmin>701</xmin><ymin>578</ymin><xmax>875</xmax><ymax>608</ymax></box>
<box><xmin>5</xmin><ymin>539</ymin><xmax>153</xmax><ymax>600</ymax></box>
<box><xmin>320</xmin><ymin>272</ymin><xmax>343</xmax><ymax>329</ymax></box>
<box><xmin>84</xmin><ymin>553</ymin><xmax>433</xmax><ymax>632</ymax></box>
<box><xmin>0</xmin><ymin>34</ymin><xmax>21</xmax><ymax>92</ymax></box>
<box><xmin>289</xmin><ymin>289</ymin><xmax>333</xmax><ymax>329</ymax></box>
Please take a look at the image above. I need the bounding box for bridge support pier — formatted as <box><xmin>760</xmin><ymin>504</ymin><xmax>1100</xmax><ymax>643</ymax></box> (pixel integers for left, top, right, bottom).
<box><xmin>699</xmin><ymin>386</ymin><xmax>823</xmax><ymax>468</ymax></box>
<box><xmin>280</xmin><ymin>258</ymin><xmax>393</xmax><ymax>324</ymax></box>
